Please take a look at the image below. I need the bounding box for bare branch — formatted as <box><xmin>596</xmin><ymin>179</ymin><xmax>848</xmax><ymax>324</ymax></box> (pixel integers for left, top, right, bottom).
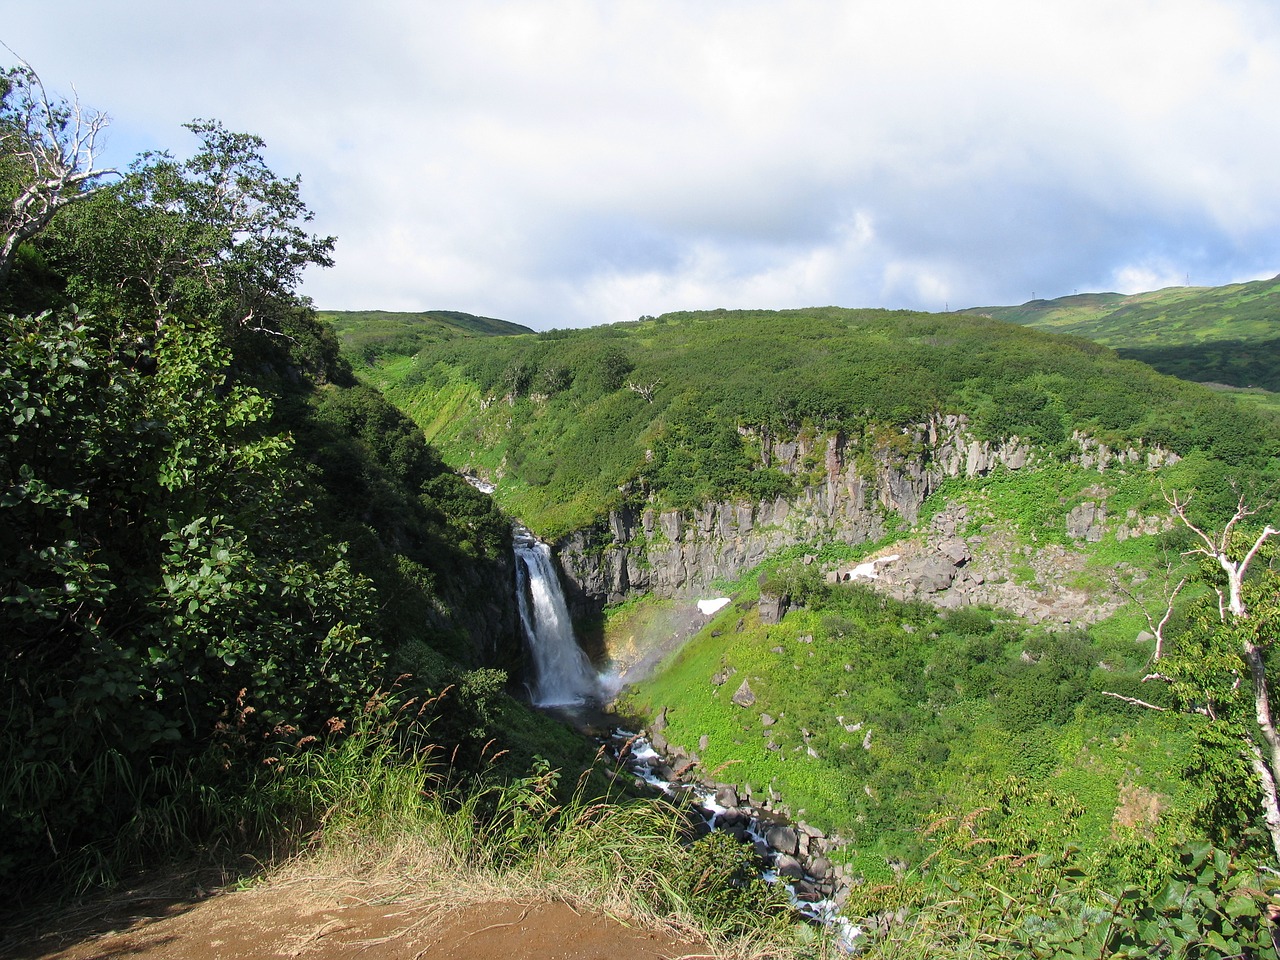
<box><xmin>1112</xmin><ymin>562</ymin><xmax>1187</xmax><ymax>662</ymax></box>
<box><xmin>1165</xmin><ymin>486</ymin><xmax>1279</xmax><ymax>619</ymax></box>
<box><xmin>0</xmin><ymin>50</ymin><xmax>120</xmax><ymax>285</ymax></box>
<box><xmin>625</xmin><ymin>378</ymin><xmax>662</xmax><ymax>403</ymax></box>
<box><xmin>1165</xmin><ymin>488</ymin><xmax>1220</xmax><ymax>559</ymax></box>
<box><xmin>1099</xmin><ymin>691</ymin><xmax>1168</xmax><ymax>712</ymax></box>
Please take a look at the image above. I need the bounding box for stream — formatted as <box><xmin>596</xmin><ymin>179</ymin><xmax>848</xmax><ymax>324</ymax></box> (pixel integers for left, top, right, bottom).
<box><xmin>508</xmin><ymin>517</ymin><xmax>862</xmax><ymax>951</ymax></box>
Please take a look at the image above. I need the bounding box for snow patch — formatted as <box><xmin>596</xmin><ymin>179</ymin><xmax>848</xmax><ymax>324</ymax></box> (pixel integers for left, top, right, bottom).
<box><xmin>697</xmin><ymin>597</ymin><xmax>731</xmax><ymax>616</ymax></box>
<box><xmin>848</xmin><ymin>554</ymin><xmax>899</xmax><ymax>580</ymax></box>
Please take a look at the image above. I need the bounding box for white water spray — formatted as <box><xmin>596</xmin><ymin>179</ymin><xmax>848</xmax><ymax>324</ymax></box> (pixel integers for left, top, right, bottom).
<box><xmin>514</xmin><ymin>530</ymin><xmax>599</xmax><ymax>706</ymax></box>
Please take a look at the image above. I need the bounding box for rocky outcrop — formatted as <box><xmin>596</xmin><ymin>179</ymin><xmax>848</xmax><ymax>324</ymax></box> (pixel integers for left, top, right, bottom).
<box><xmin>1066</xmin><ymin>501</ymin><xmax>1107</xmax><ymax>542</ymax></box>
<box><xmin>823</xmin><ymin>499</ymin><xmax>1175</xmax><ymax>626</ymax></box>
<box><xmin>559</xmin><ymin>416</ymin><xmax>1010</xmax><ymax>609</ymax></box>
<box><xmin>556</xmin><ymin>415</ymin><xmax>1176</xmax><ymax>615</ymax></box>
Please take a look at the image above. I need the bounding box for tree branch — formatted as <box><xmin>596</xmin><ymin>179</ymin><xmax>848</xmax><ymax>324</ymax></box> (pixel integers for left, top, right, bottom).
<box><xmin>0</xmin><ymin>50</ymin><xmax>119</xmax><ymax>285</ymax></box>
<box><xmin>1100</xmin><ymin>691</ymin><xmax>1167</xmax><ymax>712</ymax></box>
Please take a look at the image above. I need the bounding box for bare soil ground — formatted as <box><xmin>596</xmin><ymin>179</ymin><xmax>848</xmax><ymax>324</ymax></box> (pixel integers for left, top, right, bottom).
<box><xmin>5</xmin><ymin>877</ymin><xmax>705</xmax><ymax>960</ymax></box>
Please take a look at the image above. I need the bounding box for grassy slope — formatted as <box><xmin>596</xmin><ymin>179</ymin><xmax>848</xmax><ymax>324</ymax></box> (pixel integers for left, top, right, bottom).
<box><xmin>964</xmin><ymin>276</ymin><xmax>1280</xmax><ymax>346</ymax></box>
<box><xmin>964</xmin><ymin>275</ymin><xmax>1280</xmax><ymax>391</ymax></box>
<box><xmin>327</xmin><ymin>301</ymin><xmax>1278</xmax><ymax>884</ymax></box>
<box><xmin>619</xmin><ymin>460</ymin><xmax>1217</xmax><ymax>882</ymax></box>
<box><xmin>318</xmin><ymin>309</ymin><xmax>534</xmax><ymax>389</ymax></box>
<box><xmin>358</xmin><ymin>307</ymin><xmax>1277</xmax><ymax>539</ymax></box>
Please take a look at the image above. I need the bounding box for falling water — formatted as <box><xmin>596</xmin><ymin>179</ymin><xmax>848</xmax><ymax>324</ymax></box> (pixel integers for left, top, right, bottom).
<box><xmin>514</xmin><ymin>529</ymin><xmax>599</xmax><ymax>706</ymax></box>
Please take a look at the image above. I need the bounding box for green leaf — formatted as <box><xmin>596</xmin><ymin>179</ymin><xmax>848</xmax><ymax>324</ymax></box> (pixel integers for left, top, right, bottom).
<box><xmin>1224</xmin><ymin>895</ymin><xmax>1260</xmax><ymax>919</ymax></box>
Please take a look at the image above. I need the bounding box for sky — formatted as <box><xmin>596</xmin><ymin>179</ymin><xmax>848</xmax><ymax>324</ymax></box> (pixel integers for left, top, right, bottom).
<box><xmin>6</xmin><ymin>1</ymin><xmax>1280</xmax><ymax>330</ymax></box>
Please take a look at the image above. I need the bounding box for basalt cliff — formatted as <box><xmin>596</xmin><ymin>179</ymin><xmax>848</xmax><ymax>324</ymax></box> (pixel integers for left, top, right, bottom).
<box><xmin>556</xmin><ymin>415</ymin><xmax>1176</xmax><ymax>627</ymax></box>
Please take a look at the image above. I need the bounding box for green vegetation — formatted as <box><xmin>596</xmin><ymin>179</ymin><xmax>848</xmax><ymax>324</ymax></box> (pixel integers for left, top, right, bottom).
<box><xmin>966</xmin><ymin>276</ymin><xmax>1280</xmax><ymax>392</ymax></box>
<box><xmin>622</xmin><ymin>554</ymin><xmax>1198</xmax><ymax>875</ymax></box>
<box><xmin>319</xmin><ymin>308</ymin><xmax>532</xmax><ymax>383</ymax></box>
<box><xmin>8</xmin><ymin>59</ymin><xmax>1280</xmax><ymax>956</ymax></box>
<box><xmin>0</xmin><ymin>65</ymin><xmax>577</xmax><ymax>905</ymax></box>
<box><xmin>363</xmin><ymin>307</ymin><xmax>1278</xmax><ymax>538</ymax></box>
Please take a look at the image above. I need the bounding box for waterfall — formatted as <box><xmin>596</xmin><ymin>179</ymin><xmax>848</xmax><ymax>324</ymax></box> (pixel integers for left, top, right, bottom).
<box><xmin>514</xmin><ymin>529</ymin><xmax>599</xmax><ymax>706</ymax></box>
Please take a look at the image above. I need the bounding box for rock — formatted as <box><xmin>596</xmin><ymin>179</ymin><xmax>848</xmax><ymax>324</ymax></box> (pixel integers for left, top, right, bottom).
<box><xmin>917</xmin><ymin>557</ymin><xmax>958</xmax><ymax>593</ymax></box>
<box><xmin>775</xmin><ymin>854</ymin><xmax>805</xmax><ymax>881</ymax></box>
<box><xmin>710</xmin><ymin>666</ymin><xmax>737</xmax><ymax>686</ymax></box>
<box><xmin>758</xmin><ymin>591</ymin><xmax>789</xmax><ymax>624</ymax></box>
<box><xmin>1067</xmin><ymin>501</ymin><xmax>1106</xmax><ymax>542</ymax></box>
<box><xmin>651</xmin><ymin>707</ymin><xmax>668</xmax><ymax>734</ymax></box>
<box><xmin>698</xmin><ymin>734</ymin><xmax>709</xmax><ymax>752</ymax></box>
<box><xmin>809</xmin><ymin>856</ymin><xmax>834</xmax><ymax>880</ymax></box>
<box><xmin>714</xmin><ymin>785</ymin><xmax>740</xmax><ymax>809</ymax></box>
<box><xmin>800</xmin><ymin>823</ymin><xmax>825</xmax><ymax>841</ymax></box>
<box><xmin>766</xmin><ymin>824</ymin><xmax>800</xmax><ymax>856</ymax></box>
<box><xmin>760</xmin><ymin>713</ymin><xmax>776</xmax><ymax>726</ymax></box>
<box><xmin>937</xmin><ymin>537</ymin><xmax>971</xmax><ymax>564</ymax></box>
<box><xmin>732</xmin><ymin>679</ymin><xmax>756</xmax><ymax>708</ymax></box>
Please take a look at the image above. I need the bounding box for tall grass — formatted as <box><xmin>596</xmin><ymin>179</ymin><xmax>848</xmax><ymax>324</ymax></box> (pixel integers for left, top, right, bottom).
<box><xmin>243</xmin><ymin>716</ymin><xmax>820</xmax><ymax>957</ymax></box>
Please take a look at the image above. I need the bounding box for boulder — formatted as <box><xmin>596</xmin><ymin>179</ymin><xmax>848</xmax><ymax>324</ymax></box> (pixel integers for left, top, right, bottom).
<box><xmin>758</xmin><ymin>591</ymin><xmax>790</xmax><ymax>624</ymax></box>
<box><xmin>1067</xmin><ymin>501</ymin><xmax>1106</xmax><ymax>542</ymax></box>
<box><xmin>732</xmin><ymin>679</ymin><xmax>756</xmax><ymax>708</ymax></box>
<box><xmin>916</xmin><ymin>556</ymin><xmax>958</xmax><ymax>593</ymax></box>
<box><xmin>937</xmin><ymin>537</ymin><xmax>971</xmax><ymax>564</ymax></box>
<box><xmin>714</xmin><ymin>785</ymin><xmax>740</xmax><ymax>809</ymax></box>
<box><xmin>766</xmin><ymin>824</ymin><xmax>800</xmax><ymax>856</ymax></box>
<box><xmin>775</xmin><ymin>854</ymin><xmax>805</xmax><ymax>881</ymax></box>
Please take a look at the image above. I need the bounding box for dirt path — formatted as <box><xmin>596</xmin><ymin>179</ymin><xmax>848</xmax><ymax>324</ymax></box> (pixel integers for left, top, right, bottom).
<box><xmin>7</xmin><ymin>882</ymin><xmax>706</xmax><ymax>960</ymax></box>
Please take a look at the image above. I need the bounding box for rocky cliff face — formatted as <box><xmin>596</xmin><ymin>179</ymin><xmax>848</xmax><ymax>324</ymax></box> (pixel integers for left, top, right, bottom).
<box><xmin>558</xmin><ymin>415</ymin><xmax>1168</xmax><ymax>616</ymax></box>
<box><xmin>554</xmin><ymin>416</ymin><xmax>1022</xmax><ymax>612</ymax></box>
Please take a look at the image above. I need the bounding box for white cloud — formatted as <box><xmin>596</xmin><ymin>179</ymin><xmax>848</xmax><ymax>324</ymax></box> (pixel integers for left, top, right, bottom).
<box><xmin>5</xmin><ymin>0</ymin><xmax>1280</xmax><ymax>326</ymax></box>
<box><xmin>1112</xmin><ymin>262</ymin><xmax>1191</xmax><ymax>296</ymax></box>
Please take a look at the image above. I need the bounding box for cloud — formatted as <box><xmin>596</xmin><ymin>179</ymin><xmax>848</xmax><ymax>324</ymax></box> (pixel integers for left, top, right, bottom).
<box><xmin>6</xmin><ymin>0</ymin><xmax>1280</xmax><ymax>327</ymax></box>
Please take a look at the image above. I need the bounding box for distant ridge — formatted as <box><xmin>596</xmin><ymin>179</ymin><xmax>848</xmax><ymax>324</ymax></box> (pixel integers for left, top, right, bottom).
<box><xmin>963</xmin><ymin>274</ymin><xmax>1280</xmax><ymax>391</ymax></box>
<box><xmin>319</xmin><ymin>309</ymin><xmax>534</xmax><ymax>366</ymax></box>
<box><xmin>963</xmin><ymin>274</ymin><xmax>1280</xmax><ymax>347</ymax></box>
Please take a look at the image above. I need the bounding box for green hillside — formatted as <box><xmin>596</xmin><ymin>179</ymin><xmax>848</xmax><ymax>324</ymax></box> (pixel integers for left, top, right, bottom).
<box><xmin>319</xmin><ymin>309</ymin><xmax>533</xmax><ymax>387</ymax></box>
<box><xmin>336</xmin><ymin>301</ymin><xmax>1280</xmax><ymax>925</ymax></box>
<box><xmin>369</xmin><ymin>306</ymin><xmax>1278</xmax><ymax>538</ymax></box>
<box><xmin>965</xmin><ymin>275</ymin><xmax>1280</xmax><ymax>391</ymax></box>
<box><xmin>624</xmin><ymin>547</ymin><xmax>1198</xmax><ymax>886</ymax></box>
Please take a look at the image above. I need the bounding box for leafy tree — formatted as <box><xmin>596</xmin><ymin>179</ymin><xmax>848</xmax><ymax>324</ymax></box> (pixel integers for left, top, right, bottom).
<box><xmin>0</xmin><ymin>306</ymin><xmax>384</xmax><ymax>888</ymax></box>
<box><xmin>49</xmin><ymin>119</ymin><xmax>333</xmax><ymax>341</ymax></box>
<box><xmin>1108</xmin><ymin>493</ymin><xmax>1280</xmax><ymax>861</ymax></box>
<box><xmin>0</xmin><ymin>63</ymin><xmax>370</xmax><ymax>895</ymax></box>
